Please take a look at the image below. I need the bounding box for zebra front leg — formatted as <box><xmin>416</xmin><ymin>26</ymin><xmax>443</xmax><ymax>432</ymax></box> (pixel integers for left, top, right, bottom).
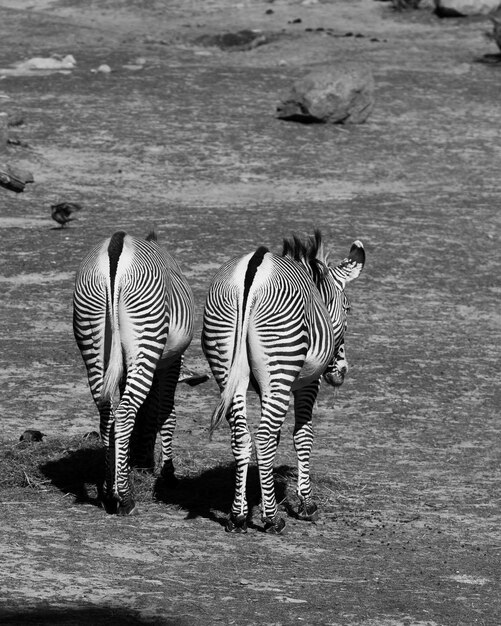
<box><xmin>293</xmin><ymin>382</ymin><xmax>320</xmax><ymax>522</ymax></box>
<box><xmin>255</xmin><ymin>392</ymin><xmax>290</xmax><ymax>534</ymax></box>
<box><xmin>226</xmin><ymin>400</ymin><xmax>252</xmax><ymax>533</ymax></box>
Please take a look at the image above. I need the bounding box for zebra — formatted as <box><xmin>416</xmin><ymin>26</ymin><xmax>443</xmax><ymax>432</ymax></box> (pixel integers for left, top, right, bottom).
<box><xmin>202</xmin><ymin>231</ymin><xmax>365</xmax><ymax>534</ymax></box>
<box><xmin>73</xmin><ymin>231</ymin><xmax>194</xmax><ymax>515</ymax></box>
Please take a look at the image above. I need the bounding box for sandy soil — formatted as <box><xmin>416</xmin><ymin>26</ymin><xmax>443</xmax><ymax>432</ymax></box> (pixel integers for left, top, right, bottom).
<box><xmin>0</xmin><ymin>0</ymin><xmax>500</xmax><ymax>624</ymax></box>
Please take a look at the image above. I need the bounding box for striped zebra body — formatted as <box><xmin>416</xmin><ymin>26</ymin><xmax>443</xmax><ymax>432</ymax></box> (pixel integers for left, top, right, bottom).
<box><xmin>202</xmin><ymin>231</ymin><xmax>364</xmax><ymax>533</ymax></box>
<box><xmin>73</xmin><ymin>231</ymin><xmax>194</xmax><ymax>515</ymax></box>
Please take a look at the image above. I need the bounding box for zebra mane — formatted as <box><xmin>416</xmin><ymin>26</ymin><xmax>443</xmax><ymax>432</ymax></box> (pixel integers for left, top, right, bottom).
<box><xmin>281</xmin><ymin>230</ymin><xmax>329</xmax><ymax>286</ymax></box>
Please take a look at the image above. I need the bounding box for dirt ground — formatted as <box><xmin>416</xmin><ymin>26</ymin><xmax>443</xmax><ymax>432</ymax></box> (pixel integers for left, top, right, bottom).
<box><xmin>0</xmin><ymin>0</ymin><xmax>500</xmax><ymax>624</ymax></box>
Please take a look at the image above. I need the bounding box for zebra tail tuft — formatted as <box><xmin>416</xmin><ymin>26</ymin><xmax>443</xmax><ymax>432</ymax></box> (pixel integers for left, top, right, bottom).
<box><xmin>208</xmin><ymin>325</ymin><xmax>249</xmax><ymax>439</ymax></box>
<box><xmin>100</xmin><ymin>326</ymin><xmax>123</xmax><ymax>403</ymax></box>
<box><xmin>209</xmin><ymin>399</ymin><xmax>227</xmax><ymax>440</ymax></box>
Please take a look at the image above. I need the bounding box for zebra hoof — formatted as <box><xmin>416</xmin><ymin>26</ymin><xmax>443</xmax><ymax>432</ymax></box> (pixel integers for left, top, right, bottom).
<box><xmin>117</xmin><ymin>499</ymin><xmax>137</xmax><ymax>516</ymax></box>
<box><xmin>297</xmin><ymin>500</ymin><xmax>319</xmax><ymax>521</ymax></box>
<box><xmin>263</xmin><ymin>516</ymin><xmax>286</xmax><ymax>535</ymax></box>
<box><xmin>160</xmin><ymin>460</ymin><xmax>179</xmax><ymax>487</ymax></box>
<box><xmin>225</xmin><ymin>513</ymin><xmax>248</xmax><ymax>533</ymax></box>
<box><xmin>101</xmin><ymin>497</ymin><xmax>118</xmax><ymax>515</ymax></box>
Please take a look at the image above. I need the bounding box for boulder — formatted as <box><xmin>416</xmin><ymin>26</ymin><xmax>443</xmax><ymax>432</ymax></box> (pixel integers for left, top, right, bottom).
<box><xmin>277</xmin><ymin>63</ymin><xmax>375</xmax><ymax>124</ymax></box>
<box><xmin>434</xmin><ymin>0</ymin><xmax>501</xmax><ymax>15</ymax></box>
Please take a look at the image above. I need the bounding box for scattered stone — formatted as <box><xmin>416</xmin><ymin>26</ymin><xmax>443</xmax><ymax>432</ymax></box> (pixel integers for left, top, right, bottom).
<box><xmin>7</xmin><ymin>137</ymin><xmax>30</xmax><ymax>148</ymax></box>
<box><xmin>94</xmin><ymin>64</ymin><xmax>112</xmax><ymax>74</ymax></box>
<box><xmin>195</xmin><ymin>30</ymin><xmax>267</xmax><ymax>51</ymax></box>
<box><xmin>277</xmin><ymin>63</ymin><xmax>375</xmax><ymax>124</ymax></box>
<box><xmin>21</xmin><ymin>54</ymin><xmax>76</xmax><ymax>70</ymax></box>
<box><xmin>0</xmin><ymin>55</ymin><xmax>76</xmax><ymax>77</ymax></box>
<box><xmin>19</xmin><ymin>429</ymin><xmax>45</xmax><ymax>442</ymax></box>
<box><xmin>0</xmin><ymin>162</ymin><xmax>34</xmax><ymax>192</ymax></box>
<box><xmin>123</xmin><ymin>57</ymin><xmax>146</xmax><ymax>71</ymax></box>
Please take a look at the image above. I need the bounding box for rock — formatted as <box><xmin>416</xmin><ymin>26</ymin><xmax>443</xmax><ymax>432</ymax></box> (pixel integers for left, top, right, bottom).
<box><xmin>277</xmin><ymin>63</ymin><xmax>375</xmax><ymax>124</ymax></box>
<box><xmin>0</xmin><ymin>162</ymin><xmax>34</xmax><ymax>192</ymax></box>
<box><xmin>95</xmin><ymin>64</ymin><xmax>112</xmax><ymax>74</ymax></box>
<box><xmin>434</xmin><ymin>0</ymin><xmax>501</xmax><ymax>15</ymax></box>
<box><xmin>21</xmin><ymin>54</ymin><xmax>76</xmax><ymax>71</ymax></box>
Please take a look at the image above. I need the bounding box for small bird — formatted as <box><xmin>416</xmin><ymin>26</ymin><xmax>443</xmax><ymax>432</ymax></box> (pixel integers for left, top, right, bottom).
<box><xmin>50</xmin><ymin>201</ymin><xmax>82</xmax><ymax>228</ymax></box>
<box><xmin>19</xmin><ymin>429</ymin><xmax>45</xmax><ymax>442</ymax></box>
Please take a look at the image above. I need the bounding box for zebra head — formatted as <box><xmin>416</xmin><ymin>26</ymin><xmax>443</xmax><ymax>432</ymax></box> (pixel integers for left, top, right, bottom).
<box><xmin>318</xmin><ymin>238</ymin><xmax>365</xmax><ymax>387</ymax></box>
<box><xmin>281</xmin><ymin>231</ymin><xmax>365</xmax><ymax>387</ymax></box>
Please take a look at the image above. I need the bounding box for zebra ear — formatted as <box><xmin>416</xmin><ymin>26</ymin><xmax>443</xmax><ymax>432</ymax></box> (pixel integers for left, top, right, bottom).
<box><xmin>332</xmin><ymin>240</ymin><xmax>365</xmax><ymax>287</ymax></box>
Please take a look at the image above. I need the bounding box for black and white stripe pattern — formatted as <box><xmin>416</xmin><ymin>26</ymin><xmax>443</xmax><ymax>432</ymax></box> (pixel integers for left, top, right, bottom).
<box><xmin>73</xmin><ymin>231</ymin><xmax>194</xmax><ymax>515</ymax></box>
<box><xmin>202</xmin><ymin>231</ymin><xmax>364</xmax><ymax>533</ymax></box>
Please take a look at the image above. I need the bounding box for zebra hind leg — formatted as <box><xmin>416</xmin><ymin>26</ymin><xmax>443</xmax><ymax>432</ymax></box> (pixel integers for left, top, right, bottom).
<box><xmin>130</xmin><ymin>384</ymin><xmax>158</xmax><ymax>473</ymax></box>
<box><xmin>157</xmin><ymin>358</ymin><xmax>183</xmax><ymax>487</ymax></box>
<box><xmin>97</xmin><ymin>402</ymin><xmax>118</xmax><ymax>514</ymax></box>
<box><xmin>226</xmin><ymin>401</ymin><xmax>252</xmax><ymax>533</ymax></box>
<box><xmin>293</xmin><ymin>382</ymin><xmax>320</xmax><ymax>522</ymax></box>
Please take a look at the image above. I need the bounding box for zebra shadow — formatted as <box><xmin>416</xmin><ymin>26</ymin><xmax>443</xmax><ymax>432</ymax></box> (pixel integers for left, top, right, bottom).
<box><xmin>39</xmin><ymin>445</ymin><xmax>291</xmax><ymax>528</ymax></box>
<box><xmin>154</xmin><ymin>463</ymin><xmax>290</xmax><ymax>531</ymax></box>
<box><xmin>39</xmin><ymin>445</ymin><xmax>105</xmax><ymax>506</ymax></box>
<box><xmin>0</xmin><ymin>605</ymin><xmax>184</xmax><ymax>626</ymax></box>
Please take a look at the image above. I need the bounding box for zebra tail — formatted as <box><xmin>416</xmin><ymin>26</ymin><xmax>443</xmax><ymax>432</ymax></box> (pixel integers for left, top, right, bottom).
<box><xmin>100</xmin><ymin>318</ymin><xmax>123</xmax><ymax>404</ymax></box>
<box><xmin>209</xmin><ymin>337</ymin><xmax>247</xmax><ymax>439</ymax></box>
<box><xmin>100</xmin><ymin>232</ymin><xmax>126</xmax><ymax>404</ymax></box>
<box><xmin>209</xmin><ymin>246</ymin><xmax>269</xmax><ymax>439</ymax></box>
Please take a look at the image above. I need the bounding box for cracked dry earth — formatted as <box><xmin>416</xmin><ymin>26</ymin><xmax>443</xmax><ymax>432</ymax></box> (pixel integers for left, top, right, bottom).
<box><xmin>0</xmin><ymin>0</ymin><xmax>500</xmax><ymax>624</ymax></box>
